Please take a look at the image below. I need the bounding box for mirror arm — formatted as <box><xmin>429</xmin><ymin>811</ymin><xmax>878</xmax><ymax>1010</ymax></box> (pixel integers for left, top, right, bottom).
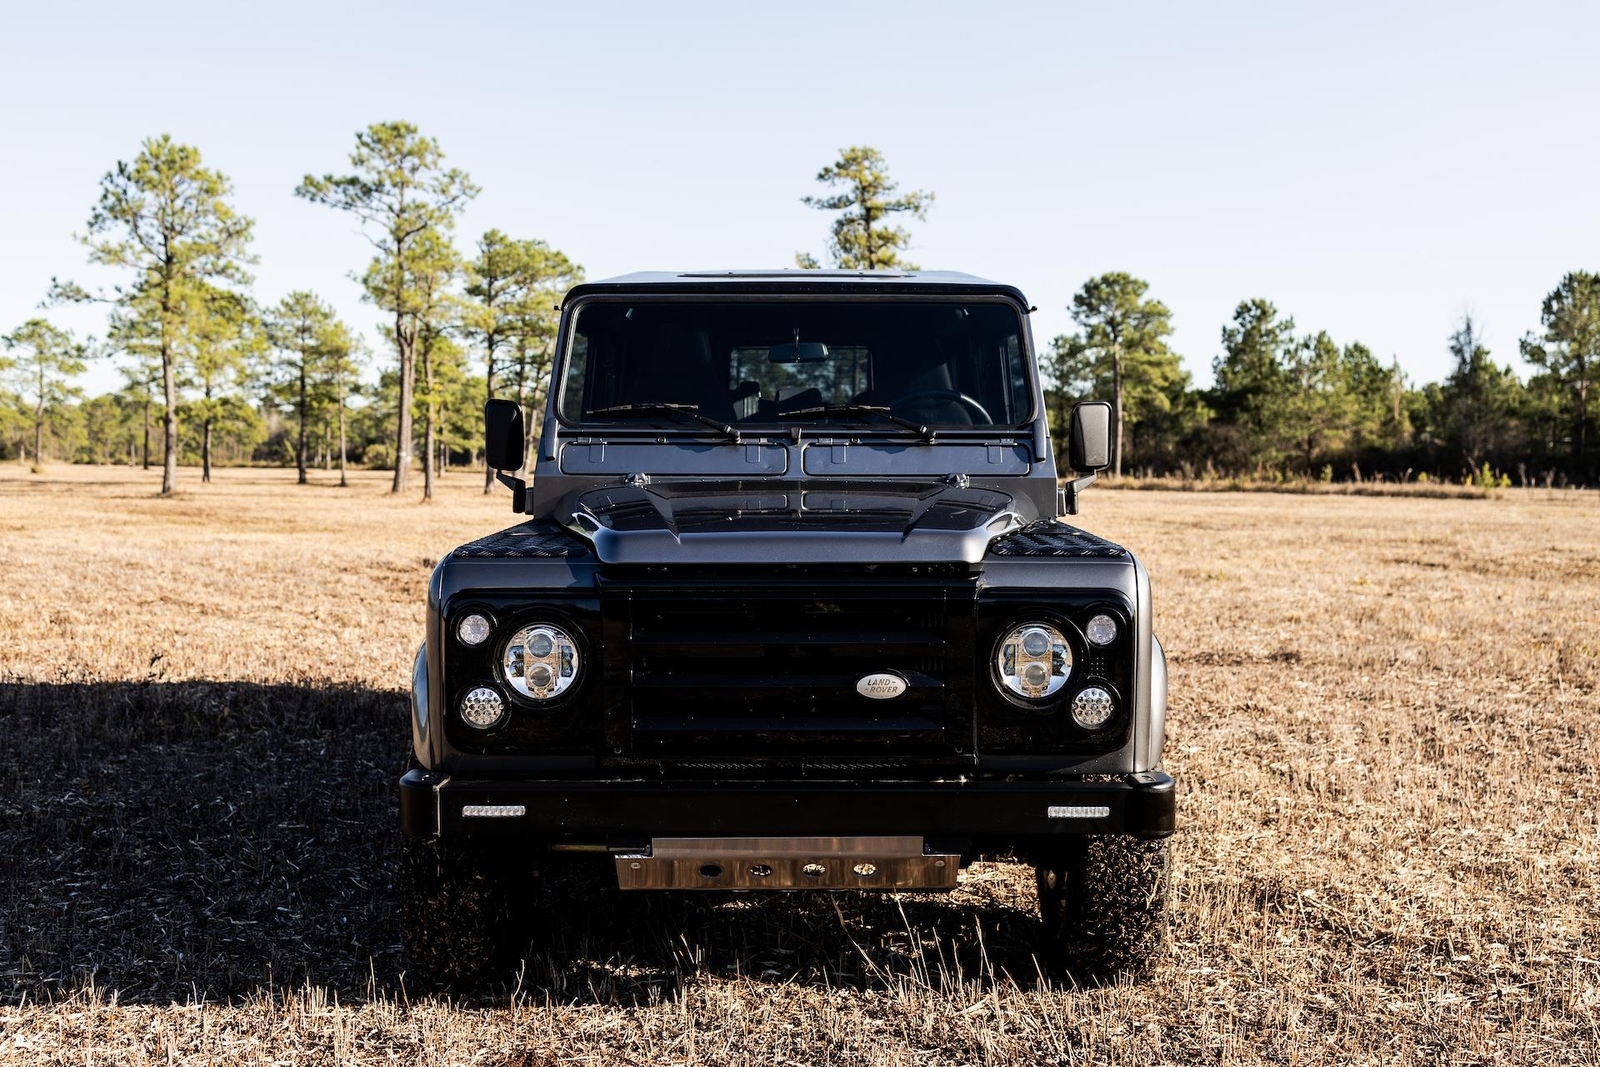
<box><xmin>495</xmin><ymin>471</ymin><xmax>528</xmax><ymax>513</ymax></box>
<box><xmin>1061</xmin><ymin>472</ymin><xmax>1097</xmax><ymax>516</ymax></box>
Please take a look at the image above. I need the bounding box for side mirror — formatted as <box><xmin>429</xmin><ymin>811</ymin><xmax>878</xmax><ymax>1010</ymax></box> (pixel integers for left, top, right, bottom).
<box><xmin>485</xmin><ymin>398</ymin><xmax>526</xmax><ymax>471</ymax></box>
<box><xmin>1069</xmin><ymin>401</ymin><xmax>1111</xmax><ymax>472</ymax></box>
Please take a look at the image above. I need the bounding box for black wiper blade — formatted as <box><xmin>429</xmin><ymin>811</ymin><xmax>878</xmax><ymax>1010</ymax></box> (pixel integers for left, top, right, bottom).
<box><xmin>584</xmin><ymin>403</ymin><xmax>740</xmax><ymax>442</ymax></box>
<box><xmin>777</xmin><ymin>404</ymin><xmax>934</xmax><ymax>442</ymax></box>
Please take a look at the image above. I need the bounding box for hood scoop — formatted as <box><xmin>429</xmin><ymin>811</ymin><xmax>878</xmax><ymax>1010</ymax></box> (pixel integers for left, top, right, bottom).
<box><xmin>563</xmin><ymin>481</ymin><xmax>1038</xmax><ymax>565</ymax></box>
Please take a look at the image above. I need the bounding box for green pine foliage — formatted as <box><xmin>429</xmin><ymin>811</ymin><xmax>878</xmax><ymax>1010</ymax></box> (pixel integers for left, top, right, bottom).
<box><xmin>1520</xmin><ymin>272</ymin><xmax>1599</xmax><ymax>474</ymax></box>
<box><xmin>2</xmin><ymin>318</ymin><xmax>89</xmax><ymax>469</ymax></box>
<box><xmin>53</xmin><ymin>135</ymin><xmax>256</xmax><ymax>494</ymax></box>
<box><xmin>797</xmin><ymin>147</ymin><xmax>932</xmax><ymax>271</ymax></box>
<box><xmin>463</xmin><ymin>231</ymin><xmax>583</xmax><ymax>489</ymax></box>
<box><xmin>296</xmin><ymin>122</ymin><xmax>478</xmax><ymax>495</ymax></box>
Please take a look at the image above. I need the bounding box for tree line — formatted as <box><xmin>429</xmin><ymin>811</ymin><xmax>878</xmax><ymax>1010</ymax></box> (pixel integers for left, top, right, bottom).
<box><xmin>1043</xmin><ymin>273</ymin><xmax>1597</xmax><ymax>487</ymax></box>
<box><xmin>2</xmin><ymin>139</ymin><xmax>1596</xmax><ymax>489</ymax></box>
<box><xmin>0</xmin><ymin>125</ymin><xmax>580</xmax><ymax>499</ymax></box>
<box><xmin>783</xmin><ymin>148</ymin><xmax>1597</xmax><ymax>486</ymax></box>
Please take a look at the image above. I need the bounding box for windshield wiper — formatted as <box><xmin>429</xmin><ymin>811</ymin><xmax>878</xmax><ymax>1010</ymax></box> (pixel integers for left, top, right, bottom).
<box><xmin>777</xmin><ymin>404</ymin><xmax>935</xmax><ymax>442</ymax></box>
<box><xmin>584</xmin><ymin>403</ymin><xmax>741</xmax><ymax>442</ymax></box>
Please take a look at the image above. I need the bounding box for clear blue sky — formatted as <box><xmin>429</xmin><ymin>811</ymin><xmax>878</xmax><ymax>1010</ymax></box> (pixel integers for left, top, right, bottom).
<box><xmin>4</xmin><ymin>1</ymin><xmax>1596</xmax><ymax>396</ymax></box>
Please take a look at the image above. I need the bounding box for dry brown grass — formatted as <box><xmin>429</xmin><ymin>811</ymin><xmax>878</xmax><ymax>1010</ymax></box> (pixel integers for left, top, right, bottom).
<box><xmin>1</xmin><ymin>463</ymin><xmax>1597</xmax><ymax>1065</ymax></box>
<box><xmin>1095</xmin><ymin>474</ymin><xmax>1508</xmax><ymax>500</ymax></box>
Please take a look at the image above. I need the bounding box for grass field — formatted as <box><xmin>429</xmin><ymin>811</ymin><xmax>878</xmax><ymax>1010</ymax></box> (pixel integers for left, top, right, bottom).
<box><xmin>0</xmin><ymin>463</ymin><xmax>1596</xmax><ymax>1065</ymax></box>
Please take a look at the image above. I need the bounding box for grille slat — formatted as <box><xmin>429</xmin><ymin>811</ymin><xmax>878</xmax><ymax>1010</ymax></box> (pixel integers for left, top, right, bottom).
<box><xmin>633</xmin><ymin>630</ymin><xmax>945</xmax><ymax>658</ymax></box>
<box><xmin>632</xmin><ymin>671</ymin><xmax>944</xmax><ymax>696</ymax></box>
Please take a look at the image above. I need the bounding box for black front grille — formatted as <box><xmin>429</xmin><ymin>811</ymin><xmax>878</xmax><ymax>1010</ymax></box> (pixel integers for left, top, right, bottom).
<box><xmin>602</xmin><ymin>579</ymin><xmax>975</xmax><ymax>758</ymax></box>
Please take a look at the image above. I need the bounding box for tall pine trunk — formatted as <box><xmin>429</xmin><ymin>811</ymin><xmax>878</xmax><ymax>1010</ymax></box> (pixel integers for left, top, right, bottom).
<box><xmin>483</xmin><ymin>346</ymin><xmax>496</xmax><ymax>493</ymax></box>
<box><xmin>392</xmin><ymin>311</ymin><xmax>415</xmax><ymax>495</ymax></box>
<box><xmin>436</xmin><ymin>399</ymin><xmax>445</xmax><ymax>477</ymax></box>
<box><xmin>420</xmin><ymin>338</ymin><xmax>435</xmax><ymax>503</ymax></box>
<box><xmin>201</xmin><ymin>380</ymin><xmax>214</xmax><ymax>483</ymax></box>
<box><xmin>422</xmin><ymin>411</ymin><xmax>435</xmax><ymax>501</ymax></box>
<box><xmin>33</xmin><ymin>364</ymin><xmax>44</xmax><ymax>468</ymax></box>
<box><xmin>515</xmin><ymin>357</ymin><xmax>531</xmax><ymax>468</ymax></box>
<box><xmin>1580</xmin><ymin>377</ymin><xmax>1593</xmax><ymax>473</ymax></box>
<box><xmin>161</xmin><ymin>336</ymin><xmax>178</xmax><ymax>496</ymax></box>
<box><xmin>337</xmin><ymin>364</ymin><xmax>349</xmax><ymax>488</ymax></box>
<box><xmin>1111</xmin><ymin>346</ymin><xmax>1125</xmax><ymax>479</ymax></box>
<box><xmin>296</xmin><ymin>358</ymin><xmax>309</xmax><ymax>485</ymax></box>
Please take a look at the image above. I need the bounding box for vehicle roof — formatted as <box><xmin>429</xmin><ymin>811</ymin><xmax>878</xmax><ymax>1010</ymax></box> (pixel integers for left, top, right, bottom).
<box><xmin>565</xmin><ymin>270</ymin><xmax>1030</xmax><ymax>304</ymax></box>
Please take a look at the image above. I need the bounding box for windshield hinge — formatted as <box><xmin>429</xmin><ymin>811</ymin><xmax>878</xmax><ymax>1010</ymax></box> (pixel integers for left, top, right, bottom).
<box><xmin>624</xmin><ymin>472</ymin><xmax>651</xmax><ymax>488</ymax></box>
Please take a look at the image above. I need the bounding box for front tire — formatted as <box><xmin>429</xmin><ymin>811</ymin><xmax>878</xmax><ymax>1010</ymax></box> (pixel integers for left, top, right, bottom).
<box><xmin>1035</xmin><ymin>834</ymin><xmax>1170</xmax><ymax>981</ymax></box>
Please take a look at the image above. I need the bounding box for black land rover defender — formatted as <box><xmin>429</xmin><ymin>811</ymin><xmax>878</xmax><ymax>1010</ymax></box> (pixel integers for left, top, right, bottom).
<box><xmin>400</xmin><ymin>270</ymin><xmax>1173</xmax><ymax>984</ymax></box>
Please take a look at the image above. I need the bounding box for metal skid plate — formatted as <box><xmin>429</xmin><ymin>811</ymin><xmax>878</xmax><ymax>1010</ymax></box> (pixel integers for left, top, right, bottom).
<box><xmin>613</xmin><ymin>835</ymin><xmax>959</xmax><ymax>891</ymax></box>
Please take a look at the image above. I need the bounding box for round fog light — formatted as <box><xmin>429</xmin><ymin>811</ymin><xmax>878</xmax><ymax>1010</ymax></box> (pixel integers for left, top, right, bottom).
<box><xmin>1071</xmin><ymin>686</ymin><xmax>1115</xmax><ymax>730</ymax></box>
<box><xmin>1085</xmin><ymin>614</ymin><xmax>1118</xmax><ymax>647</ymax></box>
<box><xmin>460</xmin><ymin>685</ymin><xmax>506</xmax><ymax>729</ymax></box>
<box><xmin>456</xmin><ymin>613</ymin><xmax>492</xmax><ymax>646</ymax></box>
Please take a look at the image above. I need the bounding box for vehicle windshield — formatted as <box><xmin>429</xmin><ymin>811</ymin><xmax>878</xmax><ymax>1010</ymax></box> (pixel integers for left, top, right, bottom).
<box><xmin>558</xmin><ymin>300</ymin><xmax>1033</xmax><ymax>429</ymax></box>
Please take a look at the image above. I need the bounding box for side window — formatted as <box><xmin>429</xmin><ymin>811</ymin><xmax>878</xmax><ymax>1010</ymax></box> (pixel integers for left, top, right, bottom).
<box><xmin>1004</xmin><ymin>333</ymin><xmax>1028</xmax><ymax>423</ymax></box>
<box><xmin>559</xmin><ymin>333</ymin><xmax>590</xmax><ymax>421</ymax></box>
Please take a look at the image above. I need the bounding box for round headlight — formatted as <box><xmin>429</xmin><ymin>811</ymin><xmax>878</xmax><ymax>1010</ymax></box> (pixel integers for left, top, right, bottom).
<box><xmin>996</xmin><ymin>622</ymin><xmax>1072</xmax><ymax>700</ymax></box>
<box><xmin>456</xmin><ymin>612</ymin><xmax>493</xmax><ymax>647</ymax></box>
<box><xmin>504</xmin><ymin>623</ymin><xmax>580</xmax><ymax>700</ymax></box>
<box><xmin>460</xmin><ymin>685</ymin><xmax>506</xmax><ymax>729</ymax></box>
<box><xmin>1071</xmin><ymin>686</ymin><xmax>1115</xmax><ymax>729</ymax></box>
<box><xmin>1084</xmin><ymin>614</ymin><xmax>1118</xmax><ymax>647</ymax></box>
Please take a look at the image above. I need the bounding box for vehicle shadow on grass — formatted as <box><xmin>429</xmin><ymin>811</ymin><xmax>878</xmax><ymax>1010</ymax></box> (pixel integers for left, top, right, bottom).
<box><xmin>0</xmin><ymin>680</ymin><xmax>1051</xmax><ymax>1006</ymax></box>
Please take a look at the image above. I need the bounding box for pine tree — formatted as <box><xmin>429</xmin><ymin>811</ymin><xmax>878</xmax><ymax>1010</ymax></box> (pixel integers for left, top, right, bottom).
<box><xmin>1210</xmin><ymin>300</ymin><xmax>1296</xmax><ymax>470</ymax></box>
<box><xmin>55</xmin><ymin>135</ymin><xmax>255</xmax><ymax>494</ymax></box>
<box><xmin>464</xmin><ymin>232</ymin><xmax>582</xmax><ymax>489</ymax></box>
<box><xmin>296</xmin><ymin>122</ymin><xmax>477</xmax><ymax>495</ymax></box>
<box><xmin>2</xmin><ymin>318</ymin><xmax>88</xmax><ymax>467</ymax></box>
<box><xmin>1521</xmin><ymin>272</ymin><xmax>1599</xmax><ymax>479</ymax></box>
<box><xmin>1063</xmin><ymin>273</ymin><xmax>1181</xmax><ymax>477</ymax></box>
<box><xmin>797</xmin><ymin>147</ymin><xmax>932</xmax><ymax>270</ymax></box>
<box><xmin>181</xmin><ymin>286</ymin><xmax>262</xmax><ymax>482</ymax></box>
<box><xmin>265</xmin><ymin>292</ymin><xmax>341</xmax><ymax>486</ymax></box>
<box><xmin>1442</xmin><ymin>315</ymin><xmax>1524</xmax><ymax>476</ymax></box>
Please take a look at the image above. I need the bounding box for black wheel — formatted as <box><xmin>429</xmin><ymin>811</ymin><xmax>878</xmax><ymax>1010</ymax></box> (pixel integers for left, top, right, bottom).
<box><xmin>1035</xmin><ymin>835</ymin><xmax>1170</xmax><ymax>982</ymax></box>
<box><xmin>399</xmin><ymin>836</ymin><xmax>516</xmax><ymax>991</ymax></box>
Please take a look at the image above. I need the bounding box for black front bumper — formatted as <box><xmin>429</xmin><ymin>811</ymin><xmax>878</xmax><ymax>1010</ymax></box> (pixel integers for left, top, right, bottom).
<box><xmin>398</xmin><ymin>768</ymin><xmax>1175</xmax><ymax>844</ymax></box>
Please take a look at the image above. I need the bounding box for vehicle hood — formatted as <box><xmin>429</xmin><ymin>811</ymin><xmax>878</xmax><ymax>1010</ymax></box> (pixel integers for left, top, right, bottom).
<box><xmin>560</xmin><ymin>480</ymin><xmax>1041</xmax><ymax>564</ymax></box>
